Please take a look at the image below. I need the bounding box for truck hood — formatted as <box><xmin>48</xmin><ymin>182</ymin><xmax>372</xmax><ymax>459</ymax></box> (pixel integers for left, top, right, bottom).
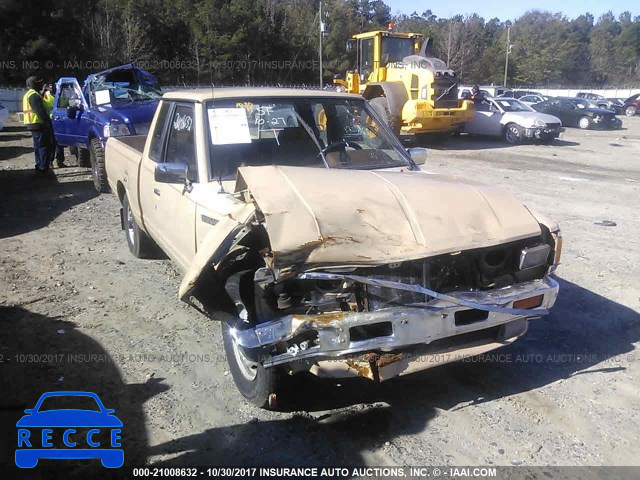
<box><xmin>179</xmin><ymin>166</ymin><xmax>543</xmax><ymax>301</ymax></box>
<box><xmin>582</xmin><ymin>107</ymin><xmax>616</xmax><ymax>116</ymax></box>
<box><xmin>95</xmin><ymin>100</ymin><xmax>158</xmax><ymax>124</ymax></box>
<box><xmin>501</xmin><ymin>112</ymin><xmax>561</xmax><ymax>127</ymax></box>
<box><xmin>236</xmin><ymin>166</ymin><xmax>542</xmax><ymax>267</ymax></box>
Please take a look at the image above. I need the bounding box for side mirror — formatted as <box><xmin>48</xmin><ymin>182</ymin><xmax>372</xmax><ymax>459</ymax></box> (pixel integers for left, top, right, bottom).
<box><xmin>407</xmin><ymin>147</ymin><xmax>427</xmax><ymax>166</ymax></box>
<box><xmin>67</xmin><ymin>99</ymin><xmax>83</xmax><ymax>119</ymax></box>
<box><xmin>155</xmin><ymin>162</ymin><xmax>188</xmax><ymax>184</ymax></box>
<box><xmin>24</xmin><ymin>409</ymin><xmax>34</xmax><ymax>414</ymax></box>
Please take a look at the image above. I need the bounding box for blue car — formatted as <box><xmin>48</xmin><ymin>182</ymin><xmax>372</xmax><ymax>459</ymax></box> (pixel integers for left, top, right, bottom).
<box><xmin>51</xmin><ymin>64</ymin><xmax>160</xmax><ymax>192</ymax></box>
<box><xmin>16</xmin><ymin>391</ymin><xmax>124</xmax><ymax>468</ymax></box>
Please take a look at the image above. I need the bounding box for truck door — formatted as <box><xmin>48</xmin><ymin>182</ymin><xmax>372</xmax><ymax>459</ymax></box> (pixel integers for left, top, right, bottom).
<box><xmin>51</xmin><ymin>78</ymin><xmax>89</xmax><ymax>147</ymax></box>
<box><xmin>139</xmin><ymin>101</ymin><xmax>198</xmax><ymax>270</ymax></box>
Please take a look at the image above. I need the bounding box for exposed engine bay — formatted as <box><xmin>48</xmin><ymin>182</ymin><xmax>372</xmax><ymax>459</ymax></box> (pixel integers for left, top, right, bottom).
<box><xmin>186</xmin><ymin>206</ymin><xmax>559</xmax><ymax>384</ymax></box>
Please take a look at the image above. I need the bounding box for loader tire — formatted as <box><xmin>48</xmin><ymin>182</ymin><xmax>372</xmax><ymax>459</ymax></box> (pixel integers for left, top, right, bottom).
<box><xmin>369</xmin><ymin>96</ymin><xmax>401</xmax><ymax>136</ymax></box>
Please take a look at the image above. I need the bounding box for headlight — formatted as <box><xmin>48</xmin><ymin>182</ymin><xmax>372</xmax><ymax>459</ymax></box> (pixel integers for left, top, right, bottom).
<box><xmin>103</xmin><ymin>124</ymin><xmax>131</xmax><ymax>137</ymax></box>
<box><xmin>532</xmin><ymin>118</ymin><xmax>546</xmax><ymax>127</ymax></box>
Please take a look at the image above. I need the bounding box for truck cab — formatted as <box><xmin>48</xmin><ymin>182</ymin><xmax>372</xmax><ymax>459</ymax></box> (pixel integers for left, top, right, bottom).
<box><xmin>51</xmin><ymin>64</ymin><xmax>161</xmax><ymax>192</ymax></box>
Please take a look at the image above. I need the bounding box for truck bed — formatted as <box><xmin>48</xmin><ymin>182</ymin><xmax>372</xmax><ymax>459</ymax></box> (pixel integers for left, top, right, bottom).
<box><xmin>116</xmin><ymin>135</ymin><xmax>147</xmax><ymax>154</ymax></box>
<box><xmin>105</xmin><ymin>135</ymin><xmax>149</xmax><ymax>224</ymax></box>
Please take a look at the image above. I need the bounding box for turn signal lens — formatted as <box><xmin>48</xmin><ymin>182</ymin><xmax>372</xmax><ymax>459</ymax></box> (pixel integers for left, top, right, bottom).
<box><xmin>513</xmin><ymin>294</ymin><xmax>544</xmax><ymax>310</ymax></box>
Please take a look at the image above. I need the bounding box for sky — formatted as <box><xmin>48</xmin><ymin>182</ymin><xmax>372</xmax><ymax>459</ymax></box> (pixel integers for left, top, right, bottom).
<box><xmin>385</xmin><ymin>0</ymin><xmax>639</xmax><ymax>22</ymax></box>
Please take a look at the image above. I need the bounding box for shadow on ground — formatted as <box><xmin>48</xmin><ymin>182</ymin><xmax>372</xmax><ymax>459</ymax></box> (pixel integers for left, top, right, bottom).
<box><xmin>147</xmin><ymin>277</ymin><xmax>639</xmax><ymax>466</ymax></box>
<box><xmin>0</xmin><ymin>307</ymin><xmax>168</xmax><ymax>476</ymax></box>
<box><xmin>0</xmin><ymin>145</ymin><xmax>32</xmax><ymax>161</ymax></box>
<box><xmin>0</xmin><ymin>168</ymin><xmax>97</xmax><ymax>239</ymax></box>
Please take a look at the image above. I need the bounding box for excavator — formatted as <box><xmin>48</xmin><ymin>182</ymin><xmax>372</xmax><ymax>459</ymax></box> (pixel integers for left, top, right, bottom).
<box><xmin>334</xmin><ymin>25</ymin><xmax>473</xmax><ymax>142</ymax></box>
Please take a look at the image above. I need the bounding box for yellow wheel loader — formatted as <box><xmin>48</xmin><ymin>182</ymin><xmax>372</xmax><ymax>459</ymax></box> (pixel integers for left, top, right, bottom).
<box><xmin>335</xmin><ymin>27</ymin><xmax>473</xmax><ymax>141</ymax></box>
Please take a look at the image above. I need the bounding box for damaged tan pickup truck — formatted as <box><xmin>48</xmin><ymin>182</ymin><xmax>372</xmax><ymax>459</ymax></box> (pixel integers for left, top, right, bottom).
<box><xmin>105</xmin><ymin>88</ymin><xmax>562</xmax><ymax>408</ymax></box>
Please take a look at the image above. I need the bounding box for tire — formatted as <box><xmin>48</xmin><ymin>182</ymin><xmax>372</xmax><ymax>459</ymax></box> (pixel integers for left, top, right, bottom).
<box><xmin>369</xmin><ymin>96</ymin><xmax>401</xmax><ymax>136</ymax></box>
<box><xmin>221</xmin><ymin>320</ymin><xmax>279</xmax><ymax>409</ymax></box>
<box><xmin>89</xmin><ymin>138</ymin><xmax>109</xmax><ymax>192</ymax></box>
<box><xmin>625</xmin><ymin>105</ymin><xmax>637</xmax><ymax>117</ymax></box>
<box><xmin>76</xmin><ymin>148</ymin><xmax>90</xmax><ymax>167</ymax></box>
<box><xmin>578</xmin><ymin>116</ymin><xmax>591</xmax><ymax>130</ymax></box>
<box><xmin>503</xmin><ymin>123</ymin><xmax>523</xmax><ymax>144</ymax></box>
<box><xmin>122</xmin><ymin>193</ymin><xmax>157</xmax><ymax>259</ymax></box>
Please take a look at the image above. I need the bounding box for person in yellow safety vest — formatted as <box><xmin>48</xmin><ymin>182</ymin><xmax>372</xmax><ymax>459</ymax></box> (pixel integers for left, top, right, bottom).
<box><xmin>42</xmin><ymin>83</ymin><xmax>66</xmax><ymax>168</ymax></box>
<box><xmin>23</xmin><ymin>76</ymin><xmax>53</xmax><ymax>173</ymax></box>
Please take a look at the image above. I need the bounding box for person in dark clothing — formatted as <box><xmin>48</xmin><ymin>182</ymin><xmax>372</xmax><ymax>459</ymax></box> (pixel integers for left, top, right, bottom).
<box><xmin>470</xmin><ymin>85</ymin><xmax>485</xmax><ymax>105</ymax></box>
<box><xmin>22</xmin><ymin>76</ymin><xmax>53</xmax><ymax>173</ymax></box>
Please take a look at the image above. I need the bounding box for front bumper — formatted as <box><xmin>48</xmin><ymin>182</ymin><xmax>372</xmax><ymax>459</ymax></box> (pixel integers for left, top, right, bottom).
<box><xmin>232</xmin><ymin>277</ymin><xmax>559</xmax><ymax>376</ymax></box>
<box><xmin>592</xmin><ymin>117</ymin><xmax>622</xmax><ymax>129</ymax></box>
<box><xmin>523</xmin><ymin>126</ymin><xmax>564</xmax><ymax>139</ymax></box>
<box><xmin>402</xmin><ymin>101</ymin><xmax>474</xmax><ymax>134</ymax></box>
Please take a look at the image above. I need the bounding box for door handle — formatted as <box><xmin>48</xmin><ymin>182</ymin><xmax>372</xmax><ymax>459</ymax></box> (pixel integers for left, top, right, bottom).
<box><xmin>153</xmin><ymin>188</ymin><xmax>161</xmax><ymax>196</ymax></box>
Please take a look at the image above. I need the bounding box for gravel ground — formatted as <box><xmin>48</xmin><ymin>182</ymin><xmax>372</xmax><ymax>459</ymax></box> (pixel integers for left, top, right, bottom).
<box><xmin>1</xmin><ymin>117</ymin><xmax>639</xmax><ymax>475</ymax></box>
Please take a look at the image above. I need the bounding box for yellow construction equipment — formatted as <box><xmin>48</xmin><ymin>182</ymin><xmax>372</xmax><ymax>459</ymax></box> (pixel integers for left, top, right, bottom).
<box><xmin>335</xmin><ymin>25</ymin><xmax>473</xmax><ymax>141</ymax></box>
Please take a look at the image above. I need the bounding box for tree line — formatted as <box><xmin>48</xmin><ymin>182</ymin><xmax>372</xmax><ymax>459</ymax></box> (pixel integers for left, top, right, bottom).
<box><xmin>1</xmin><ymin>0</ymin><xmax>638</xmax><ymax>88</ymax></box>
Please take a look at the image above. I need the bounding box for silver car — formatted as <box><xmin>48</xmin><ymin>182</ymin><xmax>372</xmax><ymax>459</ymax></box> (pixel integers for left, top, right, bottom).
<box><xmin>461</xmin><ymin>97</ymin><xmax>563</xmax><ymax>144</ymax></box>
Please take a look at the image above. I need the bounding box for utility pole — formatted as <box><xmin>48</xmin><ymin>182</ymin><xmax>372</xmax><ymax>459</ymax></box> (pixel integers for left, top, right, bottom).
<box><xmin>503</xmin><ymin>24</ymin><xmax>512</xmax><ymax>87</ymax></box>
<box><xmin>319</xmin><ymin>1</ymin><xmax>323</xmax><ymax>88</ymax></box>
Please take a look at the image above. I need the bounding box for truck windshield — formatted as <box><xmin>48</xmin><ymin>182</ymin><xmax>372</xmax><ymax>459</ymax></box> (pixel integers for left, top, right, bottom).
<box><xmin>205</xmin><ymin>97</ymin><xmax>413</xmax><ymax>180</ymax></box>
<box><xmin>88</xmin><ymin>69</ymin><xmax>161</xmax><ymax>106</ymax></box>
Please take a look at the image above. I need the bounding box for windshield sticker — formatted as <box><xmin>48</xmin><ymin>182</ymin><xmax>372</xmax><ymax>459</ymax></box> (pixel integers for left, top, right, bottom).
<box><xmin>253</xmin><ymin>104</ymin><xmax>298</xmax><ymax>129</ymax></box>
<box><xmin>94</xmin><ymin>90</ymin><xmax>110</xmax><ymax>105</ymax></box>
<box><xmin>498</xmin><ymin>100</ymin><xmax>512</xmax><ymax>107</ymax></box>
<box><xmin>173</xmin><ymin>112</ymin><xmax>192</xmax><ymax>132</ymax></box>
<box><xmin>208</xmin><ymin>108</ymin><xmax>251</xmax><ymax>145</ymax></box>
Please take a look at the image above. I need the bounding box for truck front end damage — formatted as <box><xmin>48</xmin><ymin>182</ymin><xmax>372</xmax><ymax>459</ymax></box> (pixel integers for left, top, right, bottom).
<box><xmin>180</xmin><ymin>165</ymin><xmax>561</xmax><ymax>406</ymax></box>
<box><xmin>227</xmin><ymin>250</ymin><xmax>558</xmax><ymax>382</ymax></box>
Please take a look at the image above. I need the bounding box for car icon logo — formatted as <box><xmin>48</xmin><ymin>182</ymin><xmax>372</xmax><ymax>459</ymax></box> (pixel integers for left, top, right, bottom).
<box><xmin>16</xmin><ymin>391</ymin><xmax>124</xmax><ymax>468</ymax></box>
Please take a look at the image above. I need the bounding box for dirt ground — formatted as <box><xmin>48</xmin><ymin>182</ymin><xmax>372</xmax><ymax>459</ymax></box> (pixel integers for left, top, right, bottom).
<box><xmin>1</xmin><ymin>116</ymin><xmax>639</xmax><ymax>473</ymax></box>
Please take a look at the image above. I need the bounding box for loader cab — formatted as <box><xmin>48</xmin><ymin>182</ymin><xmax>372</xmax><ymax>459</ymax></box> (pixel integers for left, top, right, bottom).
<box><xmin>353</xmin><ymin>30</ymin><xmax>421</xmax><ymax>84</ymax></box>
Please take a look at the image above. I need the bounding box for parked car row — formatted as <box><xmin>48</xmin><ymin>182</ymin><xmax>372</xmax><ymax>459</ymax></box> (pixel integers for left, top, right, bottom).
<box><xmin>532</xmin><ymin>97</ymin><xmax>622</xmax><ymax>130</ymax></box>
<box><xmin>499</xmin><ymin>89</ymin><xmax>639</xmax><ymax>118</ymax></box>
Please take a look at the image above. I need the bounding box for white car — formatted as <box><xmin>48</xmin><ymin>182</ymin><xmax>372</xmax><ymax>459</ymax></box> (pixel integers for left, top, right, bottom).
<box><xmin>518</xmin><ymin>94</ymin><xmax>549</xmax><ymax>107</ymax></box>
<box><xmin>462</xmin><ymin>97</ymin><xmax>563</xmax><ymax>144</ymax></box>
<box><xmin>0</xmin><ymin>104</ymin><xmax>9</xmax><ymax>131</ymax></box>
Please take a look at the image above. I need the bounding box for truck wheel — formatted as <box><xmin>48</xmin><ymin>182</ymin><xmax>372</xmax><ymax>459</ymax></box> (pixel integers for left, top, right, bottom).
<box><xmin>578</xmin><ymin>116</ymin><xmax>591</xmax><ymax>129</ymax></box>
<box><xmin>222</xmin><ymin>320</ymin><xmax>280</xmax><ymax>409</ymax></box>
<box><xmin>625</xmin><ymin>105</ymin><xmax>637</xmax><ymax>117</ymax></box>
<box><xmin>369</xmin><ymin>96</ymin><xmax>401</xmax><ymax>136</ymax></box>
<box><xmin>76</xmin><ymin>148</ymin><xmax>91</xmax><ymax>167</ymax></box>
<box><xmin>122</xmin><ymin>193</ymin><xmax>157</xmax><ymax>259</ymax></box>
<box><xmin>89</xmin><ymin>138</ymin><xmax>109</xmax><ymax>193</ymax></box>
<box><xmin>503</xmin><ymin>123</ymin><xmax>523</xmax><ymax>144</ymax></box>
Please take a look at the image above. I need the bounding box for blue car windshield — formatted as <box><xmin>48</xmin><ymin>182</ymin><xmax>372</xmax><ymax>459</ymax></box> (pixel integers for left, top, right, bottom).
<box><xmin>38</xmin><ymin>395</ymin><xmax>101</xmax><ymax>412</ymax></box>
